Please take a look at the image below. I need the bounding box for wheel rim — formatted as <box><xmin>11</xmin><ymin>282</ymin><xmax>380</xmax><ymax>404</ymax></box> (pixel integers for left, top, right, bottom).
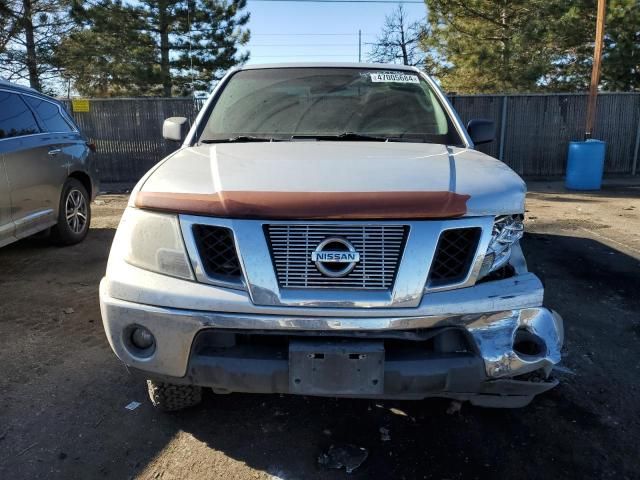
<box><xmin>65</xmin><ymin>189</ymin><xmax>88</xmax><ymax>234</ymax></box>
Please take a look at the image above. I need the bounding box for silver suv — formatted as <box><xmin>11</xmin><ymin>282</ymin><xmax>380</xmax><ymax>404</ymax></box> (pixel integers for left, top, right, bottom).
<box><xmin>0</xmin><ymin>81</ymin><xmax>98</xmax><ymax>247</ymax></box>
<box><xmin>100</xmin><ymin>64</ymin><xmax>563</xmax><ymax>411</ymax></box>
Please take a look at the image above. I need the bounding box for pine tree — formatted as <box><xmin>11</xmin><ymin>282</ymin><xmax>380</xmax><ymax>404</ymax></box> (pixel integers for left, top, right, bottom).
<box><xmin>539</xmin><ymin>0</ymin><xmax>638</xmax><ymax>92</ymax></box>
<box><xmin>542</xmin><ymin>1</ymin><xmax>596</xmax><ymax>91</ymax></box>
<box><xmin>423</xmin><ymin>0</ymin><xmax>639</xmax><ymax>93</ymax></box>
<box><xmin>139</xmin><ymin>0</ymin><xmax>250</xmax><ymax>96</ymax></box>
<box><xmin>423</xmin><ymin>0</ymin><xmax>562</xmax><ymax>93</ymax></box>
<box><xmin>52</xmin><ymin>0</ymin><xmax>249</xmax><ymax>96</ymax></box>
<box><xmin>55</xmin><ymin>0</ymin><xmax>161</xmax><ymax>96</ymax></box>
<box><xmin>0</xmin><ymin>0</ymin><xmax>76</xmax><ymax>91</ymax></box>
<box><xmin>600</xmin><ymin>0</ymin><xmax>639</xmax><ymax>91</ymax></box>
<box><xmin>0</xmin><ymin>1</ymin><xmax>22</xmax><ymax>53</ymax></box>
<box><xmin>170</xmin><ymin>0</ymin><xmax>250</xmax><ymax>95</ymax></box>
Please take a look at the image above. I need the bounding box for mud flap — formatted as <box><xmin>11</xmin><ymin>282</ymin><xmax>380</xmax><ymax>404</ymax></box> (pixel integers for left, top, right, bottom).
<box><xmin>289</xmin><ymin>340</ymin><xmax>385</xmax><ymax>395</ymax></box>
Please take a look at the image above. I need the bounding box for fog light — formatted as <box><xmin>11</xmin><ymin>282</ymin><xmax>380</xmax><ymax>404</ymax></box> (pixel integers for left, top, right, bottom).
<box><xmin>513</xmin><ymin>328</ymin><xmax>545</xmax><ymax>358</ymax></box>
<box><xmin>131</xmin><ymin>326</ymin><xmax>155</xmax><ymax>350</ymax></box>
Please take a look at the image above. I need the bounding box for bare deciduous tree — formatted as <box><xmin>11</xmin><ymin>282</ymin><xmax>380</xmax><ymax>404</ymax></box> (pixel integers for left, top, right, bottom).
<box><xmin>368</xmin><ymin>5</ymin><xmax>427</xmax><ymax>67</ymax></box>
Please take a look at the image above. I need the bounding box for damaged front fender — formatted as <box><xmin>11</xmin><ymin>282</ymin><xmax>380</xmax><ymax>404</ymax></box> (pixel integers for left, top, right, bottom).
<box><xmin>467</xmin><ymin>308</ymin><xmax>563</xmax><ymax>378</ymax></box>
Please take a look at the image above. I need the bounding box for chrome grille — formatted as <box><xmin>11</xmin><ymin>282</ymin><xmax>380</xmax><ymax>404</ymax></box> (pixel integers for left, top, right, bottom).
<box><xmin>266</xmin><ymin>224</ymin><xmax>408</xmax><ymax>289</ymax></box>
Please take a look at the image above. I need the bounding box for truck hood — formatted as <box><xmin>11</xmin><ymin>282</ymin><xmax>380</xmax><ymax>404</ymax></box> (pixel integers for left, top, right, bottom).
<box><xmin>137</xmin><ymin>142</ymin><xmax>525</xmax><ymax>219</ymax></box>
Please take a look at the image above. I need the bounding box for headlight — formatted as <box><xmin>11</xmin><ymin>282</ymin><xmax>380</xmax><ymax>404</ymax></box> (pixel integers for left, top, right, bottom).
<box><xmin>478</xmin><ymin>214</ymin><xmax>524</xmax><ymax>278</ymax></box>
<box><xmin>113</xmin><ymin>207</ymin><xmax>194</xmax><ymax>280</ymax></box>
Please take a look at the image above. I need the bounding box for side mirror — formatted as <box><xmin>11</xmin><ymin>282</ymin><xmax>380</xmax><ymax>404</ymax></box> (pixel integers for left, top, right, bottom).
<box><xmin>162</xmin><ymin>117</ymin><xmax>188</xmax><ymax>142</ymax></box>
<box><xmin>467</xmin><ymin>119</ymin><xmax>496</xmax><ymax>145</ymax></box>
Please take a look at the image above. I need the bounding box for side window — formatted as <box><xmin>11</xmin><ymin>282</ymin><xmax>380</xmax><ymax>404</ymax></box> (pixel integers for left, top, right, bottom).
<box><xmin>0</xmin><ymin>91</ymin><xmax>40</xmax><ymax>139</ymax></box>
<box><xmin>23</xmin><ymin>96</ymin><xmax>73</xmax><ymax>133</ymax></box>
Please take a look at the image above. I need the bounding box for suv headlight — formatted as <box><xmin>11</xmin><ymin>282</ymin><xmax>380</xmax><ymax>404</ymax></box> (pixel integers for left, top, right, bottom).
<box><xmin>112</xmin><ymin>207</ymin><xmax>194</xmax><ymax>280</ymax></box>
<box><xmin>478</xmin><ymin>214</ymin><xmax>524</xmax><ymax>278</ymax></box>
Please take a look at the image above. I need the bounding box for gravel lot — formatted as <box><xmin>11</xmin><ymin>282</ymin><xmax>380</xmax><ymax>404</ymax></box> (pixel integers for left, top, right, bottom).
<box><xmin>0</xmin><ymin>181</ymin><xmax>639</xmax><ymax>480</ymax></box>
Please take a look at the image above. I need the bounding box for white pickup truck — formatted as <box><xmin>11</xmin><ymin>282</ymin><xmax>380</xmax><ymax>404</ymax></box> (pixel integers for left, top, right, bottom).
<box><xmin>99</xmin><ymin>63</ymin><xmax>563</xmax><ymax>411</ymax></box>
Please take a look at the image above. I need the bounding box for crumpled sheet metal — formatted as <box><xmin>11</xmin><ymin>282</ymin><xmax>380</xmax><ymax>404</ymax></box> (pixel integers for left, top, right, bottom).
<box><xmin>467</xmin><ymin>308</ymin><xmax>563</xmax><ymax>378</ymax></box>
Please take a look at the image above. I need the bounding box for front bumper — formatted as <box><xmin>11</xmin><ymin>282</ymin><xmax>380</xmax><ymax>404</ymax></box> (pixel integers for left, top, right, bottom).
<box><xmin>100</xmin><ymin>273</ymin><xmax>564</xmax><ymax>407</ymax></box>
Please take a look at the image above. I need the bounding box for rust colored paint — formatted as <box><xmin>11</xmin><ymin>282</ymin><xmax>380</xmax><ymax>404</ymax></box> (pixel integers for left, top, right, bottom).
<box><xmin>135</xmin><ymin>190</ymin><xmax>470</xmax><ymax>219</ymax></box>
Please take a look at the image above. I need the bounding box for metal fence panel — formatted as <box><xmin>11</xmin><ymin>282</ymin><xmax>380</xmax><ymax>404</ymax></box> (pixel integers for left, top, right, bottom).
<box><xmin>452</xmin><ymin>93</ymin><xmax>640</xmax><ymax>177</ymax></box>
<box><xmin>503</xmin><ymin>95</ymin><xmax>582</xmax><ymax>176</ymax></box>
<box><xmin>62</xmin><ymin>98</ymin><xmax>202</xmax><ymax>183</ymax></box>
<box><xmin>501</xmin><ymin>94</ymin><xmax>640</xmax><ymax>176</ymax></box>
<box><xmin>592</xmin><ymin>94</ymin><xmax>640</xmax><ymax>175</ymax></box>
<box><xmin>63</xmin><ymin>94</ymin><xmax>640</xmax><ymax>184</ymax></box>
<box><xmin>449</xmin><ymin>95</ymin><xmax>504</xmax><ymax>159</ymax></box>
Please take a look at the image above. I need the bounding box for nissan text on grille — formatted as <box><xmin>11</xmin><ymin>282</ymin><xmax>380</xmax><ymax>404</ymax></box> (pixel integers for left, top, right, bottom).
<box><xmin>99</xmin><ymin>64</ymin><xmax>564</xmax><ymax>411</ymax></box>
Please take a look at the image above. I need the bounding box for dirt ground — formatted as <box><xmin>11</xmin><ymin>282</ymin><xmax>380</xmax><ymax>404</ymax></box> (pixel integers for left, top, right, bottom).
<box><xmin>1</xmin><ymin>181</ymin><xmax>639</xmax><ymax>480</ymax></box>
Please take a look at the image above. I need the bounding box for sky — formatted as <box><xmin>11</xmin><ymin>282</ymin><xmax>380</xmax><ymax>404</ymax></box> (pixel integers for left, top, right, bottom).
<box><xmin>239</xmin><ymin>1</ymin><xmax>427</xmax><ymax>65</ymax></box>
<box><xmin>5</xmin><ymin>0</ymin><xmax>428</xmax><ymax>93</ymax></box>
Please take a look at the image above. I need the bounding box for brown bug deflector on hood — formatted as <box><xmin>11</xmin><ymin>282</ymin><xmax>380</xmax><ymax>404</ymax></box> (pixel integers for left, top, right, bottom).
<box><xmin>134</xmin><ymin>190</ymin><xmax>470</xmax><ymax>220</ymax></box>
<box><xmin>132</xmin><ymin>142</ymin><xmax>526</xmax><ymax>219</ymax></box>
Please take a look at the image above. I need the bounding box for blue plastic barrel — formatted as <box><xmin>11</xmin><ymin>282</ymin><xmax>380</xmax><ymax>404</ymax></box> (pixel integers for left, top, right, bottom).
<box><xmin>565</xmin><ymin>140</ymin><xmax>606</xmax><ymax>190</ymax></box>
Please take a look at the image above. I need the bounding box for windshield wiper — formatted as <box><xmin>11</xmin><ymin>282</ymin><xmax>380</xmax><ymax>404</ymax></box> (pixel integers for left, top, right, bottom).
<box><xmin>200</xmin><ymin>135</ymin><xmax>281</xmax><ymax>144</ymax></box>
<box><xmin>291</xmin><ymin>132</ymin><xmax>405</xmax><ymax>142</ymax></box>
<box><xmin>202</xmin><ymin>132</ymin><xmax>411</xmax><ymax>144</ymax></box>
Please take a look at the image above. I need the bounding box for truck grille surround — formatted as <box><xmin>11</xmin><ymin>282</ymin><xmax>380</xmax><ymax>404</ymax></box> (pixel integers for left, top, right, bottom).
<box><xmin>190</xmin><ymin>222</ymin><xmax>483</xmax><ymax>292</ymax></box>
<box><xmin>266</xmin><ymin>224</ymin><xmax>408</xmax><ymax>289</ymax></box>
<box><xmin>428</xmin><ymin>227</ymin><xmax>481</xmax><ymax>287</ymax></box>
<box><xmin>192</xmin><ymin>225</ymin><xmax>242</xmax><ymax>280</ymax></box>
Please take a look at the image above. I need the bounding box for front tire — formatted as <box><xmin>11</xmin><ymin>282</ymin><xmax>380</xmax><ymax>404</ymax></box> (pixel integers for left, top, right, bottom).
<box><xmin>146</xmin><ymin>380</ymin><xmax>203</xmax><ymax>412</ymax></box>
<box><xmin>51</xmin><ymin>178</ymin><xmax>91</xmax><ymax>246</ymax></box>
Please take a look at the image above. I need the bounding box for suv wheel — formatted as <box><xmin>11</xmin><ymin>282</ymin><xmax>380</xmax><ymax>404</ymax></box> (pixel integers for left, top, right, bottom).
<box><xmin>146</xmin><ymin>380</ymin><xmax>203</xmax><ymax>412</ymax></box>
<box><xmin>51</xmin><ymin>178</ymin><xmax>91</xmax><ymax>245</ymax></box>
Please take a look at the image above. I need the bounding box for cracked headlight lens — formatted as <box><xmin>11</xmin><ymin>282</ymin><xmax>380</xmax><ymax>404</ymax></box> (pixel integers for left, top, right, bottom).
<box><xmin>478</xmin><ymin>214</ymin><xmax>524</xmax><ymax>278</ymax></box>
<box><xmin>113</xmin><ymin>207</ymin><xmax>194</xmax><ymax>280</ymax></box>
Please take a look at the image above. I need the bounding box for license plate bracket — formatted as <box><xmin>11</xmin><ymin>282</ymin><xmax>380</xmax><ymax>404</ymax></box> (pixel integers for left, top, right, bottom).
<box><xmin>289</xmin><ymin>340</ymin><xmax>384</xmax><ymax>395</ymax></box>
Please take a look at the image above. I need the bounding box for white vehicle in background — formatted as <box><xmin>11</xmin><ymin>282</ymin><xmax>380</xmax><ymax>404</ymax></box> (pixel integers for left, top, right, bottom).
<box><xmin>100</xmin><ymin>63</ymin><xmax>563</xmax><ymax>411</ymax></box>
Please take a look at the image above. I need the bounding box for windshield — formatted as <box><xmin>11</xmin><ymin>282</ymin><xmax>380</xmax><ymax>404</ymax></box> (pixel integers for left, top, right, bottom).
<box><xmin>199</xmin><ymin>68</ymin><xmax>464</xmax><ymax>145</ymax></box>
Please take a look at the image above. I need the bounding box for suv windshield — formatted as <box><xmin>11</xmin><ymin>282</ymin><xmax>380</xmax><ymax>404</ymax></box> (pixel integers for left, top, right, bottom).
<box><xmin>199</xmin><ymin>68</ymin><xmax>464</xmax><ymax>145</ymax></box>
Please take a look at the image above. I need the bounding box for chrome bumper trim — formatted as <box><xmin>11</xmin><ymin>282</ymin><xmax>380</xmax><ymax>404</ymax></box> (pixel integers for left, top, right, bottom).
<box><xmin>103</xmin><ymin>259</ymin><xmax>544</xmax><ymax>318</ymax></box>
<box><xmin>100</xmin><ymin>280</ymin><xmax>563</xmax><ymax>380</ymax></box>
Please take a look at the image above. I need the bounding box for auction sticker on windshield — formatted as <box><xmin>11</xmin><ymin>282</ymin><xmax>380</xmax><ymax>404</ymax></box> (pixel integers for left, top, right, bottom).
<box><xmin>370</xmin><ymin>72</ymin><xmax>420</xmax><ymax>84</ymax></box>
